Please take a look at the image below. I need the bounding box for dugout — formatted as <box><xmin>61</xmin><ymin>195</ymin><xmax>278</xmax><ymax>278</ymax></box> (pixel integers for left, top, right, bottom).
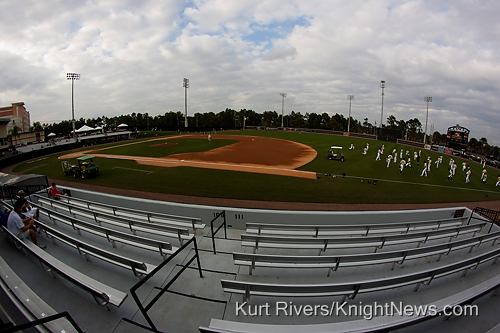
<box><xmin>0</xmin><ymin>172</ymin><xmax>48</xmax><ymax>200</ymax></box>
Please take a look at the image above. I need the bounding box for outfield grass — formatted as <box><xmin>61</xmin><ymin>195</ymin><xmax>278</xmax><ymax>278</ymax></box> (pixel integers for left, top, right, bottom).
<box><xmin>11</xmin><ymin>130</ymin><xmax>500</xmax><ymax>204</ymax></box>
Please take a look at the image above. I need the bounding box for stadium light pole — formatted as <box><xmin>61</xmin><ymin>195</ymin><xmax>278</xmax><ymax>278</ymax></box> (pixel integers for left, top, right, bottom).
<box><xmin>280</xmin><ymin>93</ymin><xmax>287</xmax><ymax>128</ymax></box>
<box><xmin>66</xmin><ymin>73</ymin><xmax>80</xmax><ymax>140</ymax></box>
<box><xmin>347</xmin><ymin>95</ymin><xmax>355</xmax><ymax>135</ymax></box>
<box><xmin>380</xmin><ymin>80</ymin><xmax>385</xmax><ymax>129</ymax></box>
<box><xmin>183</xmin><ymin>78</ymin><xmax>189</xmax><ymax>127</ymax></box>
<box><xmin>424</xmin><ymin>96</ymin><xmax>432</xmax><ymax>145</ymax></box>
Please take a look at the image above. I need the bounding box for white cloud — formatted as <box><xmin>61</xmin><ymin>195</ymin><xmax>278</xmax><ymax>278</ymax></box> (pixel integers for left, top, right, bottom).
<box><xmin>0</xmin><ymin>0</ymin><xmax>499</xmax><ymax>145</ymax></box>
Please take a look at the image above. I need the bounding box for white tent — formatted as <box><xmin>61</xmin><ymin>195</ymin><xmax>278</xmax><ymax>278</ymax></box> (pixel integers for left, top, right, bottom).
<box><xmin>47</xmin><ymin>132</ymin><xmax>56</xmax><ymax>137</ymax></box>
<box><xmin>94</xmin><ymin>126</ymin><xmax>103</xmax><ymax>130</ymax></box>
<box><xmin>117</xmin><ymin>123</ymin><xmax>128</xmax><ymax>128</ymax></box>
<box><xmin>75</xmin><ymin>125</ymin><xmax>95</xmax><ymax>133</ymax></box>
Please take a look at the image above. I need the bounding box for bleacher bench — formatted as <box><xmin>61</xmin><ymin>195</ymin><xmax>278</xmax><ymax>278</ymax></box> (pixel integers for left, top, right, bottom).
<box><xmin>241</xmin><ymin>223</ymin><xmax>486</xmax><ymax>254</ymax></box>
<box><xmin>246</xmin><ymin>216</ymin><xmax>468</xmax><ymax>237</ymax></box>
<box><xmin>1</xmin><ymin>226</ymin><xmax>128</xmax><ymax>308</ymax></box>
<box><xmin>234</xmin><ymin>230</ymin><xmax>500</xmax><ymax>275</ymax></box>
<box><xmin>201</xmin><ymin>273</ymin><xmax>500</xmax><ymax>332</ymax></box>
<box><xmin>223</xmin><ymin>245</ymin><xmax>500</xmax><ymax>302</ymax></box>
<box><xmin>32</xmin><ymin>202</ymin><xmax>178</xmax><ymax>258</ymax></box>
<box><xmin>0</xmin><ymin>256</ymin><xmax>82</xmax><ymax>333</ymax></box>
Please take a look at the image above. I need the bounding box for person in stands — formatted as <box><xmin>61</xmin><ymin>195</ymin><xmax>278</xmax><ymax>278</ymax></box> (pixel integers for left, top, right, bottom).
<box><xmin>48</xmin><ymin>182</ymin><xmax>63</xmax><ymax>200</ymax></box>
<box><xmin>7</xmin><ymin>201</ymin><xmax>45</xmax><ymax>249</ymax></box>
<box><xmin>16</xmin><ymin>190</ymin><xmax>39</xmax><ymax>220</ymax></box>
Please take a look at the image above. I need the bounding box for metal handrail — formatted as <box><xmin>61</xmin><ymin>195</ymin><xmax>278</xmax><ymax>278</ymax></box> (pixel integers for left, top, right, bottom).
<box><xmin>0</xmin><ymin>311</ymin><xmax>84</xmax><ymax>333</ymax></box>
<box><xmin>469</xmin><ymin>207</ymin><xmax>500</xmax><ymax>233</ymax></box>
<box><xmin>129</xmin><ymin>236</ymin><xmax>203</xmax><ymax>333</ymax></box>
<box><xmin>210</xmin><ymin>210</ymin><xmax>226</xmax><ymax>254</ymax></box>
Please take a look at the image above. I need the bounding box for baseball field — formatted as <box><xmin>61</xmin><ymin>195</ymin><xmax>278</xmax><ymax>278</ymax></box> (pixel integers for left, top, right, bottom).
<box><xmin>12</xmin><ymin>130</ymin><xmax>500</xmax><ymax>204</ymax></box>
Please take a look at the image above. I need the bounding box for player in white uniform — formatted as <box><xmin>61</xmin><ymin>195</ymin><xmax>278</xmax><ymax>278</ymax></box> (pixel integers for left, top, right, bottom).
<box><xmin>421</xmin><ymin>162</ymin><xmax>428</xmax><ymax>177</ymax></box>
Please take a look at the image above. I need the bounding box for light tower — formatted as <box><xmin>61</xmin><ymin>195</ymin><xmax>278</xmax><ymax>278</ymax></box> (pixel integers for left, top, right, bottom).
<box><xmin>424</xmin><ymin>96</ymin><xmax>432</xmax><ymax>145</ymax></box>
<box><xmin>66</xmin><ymin>73</ymin><xmax>80</xmax><ymax>139</ymax></box>
<box><xmin>280</xmin><ymin>93</ymin><xmax>287</xmax><ymax>128</ymax></box>
<box><xmin>380</xmin><ymin>80</ymin><xmax>385</xmax><ymax>129</ymax></box>
<box><xmin>347</xmin><ymin>95</ymin><xmax>355</xmax><ymax>134</ymax></box>
<box><xmin>183</xmin><ymin>78</ymin><xmax>189</xmax><ymax>127</ymax></box>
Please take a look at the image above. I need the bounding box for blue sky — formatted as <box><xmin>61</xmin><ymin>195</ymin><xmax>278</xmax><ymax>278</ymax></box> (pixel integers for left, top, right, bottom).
<box><xmin>0</xmin><ymin>0</ymin><xmax>499</xmax><ymax>145</ymax></box>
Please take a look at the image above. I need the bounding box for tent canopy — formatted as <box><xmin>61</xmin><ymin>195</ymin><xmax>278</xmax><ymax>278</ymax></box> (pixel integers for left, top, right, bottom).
<box><xmin>76</xmin><ymin>125</ymin><xmax>95</xmax><ymax>132</ymax></box>
<box><xmin>117</xmin><ymin>123</ymin><xmax>128</xmax><ymax>128</ymax></box>
<box><xmin>48</xmin><ymin>132</ymin><xmax>56</xmax><ymax>137</ymax></box>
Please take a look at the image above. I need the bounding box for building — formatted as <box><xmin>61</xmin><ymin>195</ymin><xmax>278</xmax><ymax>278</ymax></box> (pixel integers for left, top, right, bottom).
<box><xmin>0</xmin><ymin>102</ymin><xmax>30</xmax><ymax>133</ymax></box>
<box><xmin>0</xmin><ymin>102</ymin><xmax>45</xmax><ymax>148</ymax></box>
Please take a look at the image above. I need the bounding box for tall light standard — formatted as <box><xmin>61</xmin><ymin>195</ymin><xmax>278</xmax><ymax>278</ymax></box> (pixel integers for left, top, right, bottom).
<box><xmin>183</xmin><ymin>78</ymin><xmax>189</xmax><ymax>127</ymax></box>
<box><xmin>424</xmin><ymin>96</ymin><xmax>432</xmax><ymax>145</ymax></box>
<box><xmin>380</xmin><ymin>80</ymin><xmax>385</xmax><ymax>129</ymax></box>
<box><xmin>66</xmin><ymin>73</ymin><xmax>80</xmax><ymax>139</ymax></box>
<box><xmin>280</xmin><ymin>93</ymin><xmax>287</xmax><ymax>128</ymax></box>
<box><xmin>347</xmin><ymin>95</ymin><xmax>355</xmax><ymax>135</ymax></box>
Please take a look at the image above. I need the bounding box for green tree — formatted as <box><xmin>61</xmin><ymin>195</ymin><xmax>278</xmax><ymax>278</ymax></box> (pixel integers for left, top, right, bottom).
<box><xmin>8</xmin><ymin>125</ymin><xmax>21</xmax><ymax>147</ymax></box>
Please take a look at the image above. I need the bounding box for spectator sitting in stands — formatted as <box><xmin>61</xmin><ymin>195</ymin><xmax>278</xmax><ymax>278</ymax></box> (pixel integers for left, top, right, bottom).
<box><xmin>7</xmin><ymin>201</ymin><xmax>45</xmax><ymax>249</ymax></box>
<box><xmin>16</xmin><ymin>190</ymin><xmax>39</xmax><ymax>220</ymax></box>
<box><xmin>48</xmin><ymin>182</ymin><xmax>63</xmax><ymax>200</ymax></box>
<box><xmin>0</xmin><ymin>208</ymin><xmax>7</xmax><ymax>227</ymax></box>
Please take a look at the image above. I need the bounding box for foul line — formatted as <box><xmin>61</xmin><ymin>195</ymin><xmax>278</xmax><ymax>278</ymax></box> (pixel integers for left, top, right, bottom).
<box><xmin>338</xmin><ymin>174</ymin><xmax>500</xmax><ymax>194</ymax></box>
<box><xmin>112</xmin><ymin>167</ymin><xmax>154</xmax><ymax>174</ymax></box>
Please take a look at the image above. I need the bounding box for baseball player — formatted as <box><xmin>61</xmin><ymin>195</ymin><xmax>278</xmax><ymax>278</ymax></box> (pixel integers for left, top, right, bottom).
<box><xmin>399</xmin><ymin>159</ymin><xmax>406</xmax><ymax>175</ymax></box>
<box><xmin>465</xmin><ymin>168</ymin><xmax>471</xmax><ymax>183</ymax></box>
<box><xmin>376</xmin><ymin>149</ymin><xmax>381</xmax><ymax>161</ymax></box>
<box><xmin>386</xmin><ymin>154</ymin><xmax>393</xmax><ymax>168</ymax></box>
<box><xmin>421</xmin><ymin>162</ymin><xmax>428</xmax><ymax>177</ymax></box>
<box><xmin>447</xmin><ymin>168</ymin><xmax>453</xmax><ymax>181</ymax></box>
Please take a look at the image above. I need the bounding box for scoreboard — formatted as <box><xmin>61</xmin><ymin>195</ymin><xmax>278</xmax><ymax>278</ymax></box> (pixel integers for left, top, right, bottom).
<box><xmin>446</xmin><ymin>125</ymin><xmax>469</xmax><ymax>150</ymax></box>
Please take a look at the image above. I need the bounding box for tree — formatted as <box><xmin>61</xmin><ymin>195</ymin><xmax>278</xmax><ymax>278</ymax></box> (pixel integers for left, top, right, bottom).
<box><xmin>387</xmin><ymin>115</ymin><xmax>397</xmax><ymax>129</ymax></box>
<box><xmin>8</xmin><ymin>125</ymin><xmax>21</xmax><ymax>147</ymax></box>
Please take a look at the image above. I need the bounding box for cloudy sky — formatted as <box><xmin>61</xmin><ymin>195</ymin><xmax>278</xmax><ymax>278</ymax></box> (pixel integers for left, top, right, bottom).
<box><xmin>1</xmin><ymin>0</ymin><xmax>499</xmax><ymax>145</ymax></box>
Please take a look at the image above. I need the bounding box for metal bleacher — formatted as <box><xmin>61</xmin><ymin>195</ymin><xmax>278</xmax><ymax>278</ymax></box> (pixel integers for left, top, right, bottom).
<box><xmin>1</xmin><ymin>187</ymin><xmax>499</xmax><ymax>333</ymax></box>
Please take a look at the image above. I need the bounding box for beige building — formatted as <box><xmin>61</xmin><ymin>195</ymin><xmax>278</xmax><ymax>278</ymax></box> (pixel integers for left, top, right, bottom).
<box><xmin>0</xmin><ymin>102</ymin><xmax>39</xmax><ymax>147</ymax></box>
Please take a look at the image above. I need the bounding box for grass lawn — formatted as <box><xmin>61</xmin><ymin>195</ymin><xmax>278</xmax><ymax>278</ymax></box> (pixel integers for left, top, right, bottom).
<box><xmin>11</xmin><ymin>130</ymin><xmax>500</xmax><ymax>204</ymax></box>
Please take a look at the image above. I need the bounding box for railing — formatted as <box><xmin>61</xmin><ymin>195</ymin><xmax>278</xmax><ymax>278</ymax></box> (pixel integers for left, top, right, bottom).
<box><xmin>210</xmin><ymin>210</ymin><xmax>226</xmax><ymax>254</ymax></box>
<box><xmin>469</xmin><ymin>207</ymin><xmax>500</xmax><ymax>233</ymax></box>
<box><xmin>0</xmin><ymin>311</ymin><xmax>84</xmax><ymax>333</ymax></box>
<box><xmin>129</xmin><ymin>236</ymin><xmax>203</xmax><ymax>333</ymax></box>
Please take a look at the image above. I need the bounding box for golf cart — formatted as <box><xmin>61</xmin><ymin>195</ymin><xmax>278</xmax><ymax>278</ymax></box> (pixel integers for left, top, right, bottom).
<box><xmin>327</xmin><ymin>146</ymin><xmax>344</xmax><ymax>161</ymax></box>
<box><xmin>62</xmin><ymin>155</ymin><xmax>99</xmax><ymax>179</ymax></box>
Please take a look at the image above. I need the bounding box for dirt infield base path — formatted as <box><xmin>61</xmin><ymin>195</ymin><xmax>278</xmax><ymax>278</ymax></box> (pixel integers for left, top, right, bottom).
<box><xmin>60</xmin><ymin>135</ymin><xmax>318</xmax><ymax>179</ymax></box>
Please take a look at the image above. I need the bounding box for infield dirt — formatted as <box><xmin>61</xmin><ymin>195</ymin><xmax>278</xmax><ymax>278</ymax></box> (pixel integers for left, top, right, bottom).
<box><xmin>59</xmin><ymin>135</ymin><xmax>318</xmax><ymax>179</ymax></box>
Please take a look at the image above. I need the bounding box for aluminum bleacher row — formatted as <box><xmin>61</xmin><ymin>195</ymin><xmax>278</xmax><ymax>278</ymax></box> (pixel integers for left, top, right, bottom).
<box><xmin>38</xmin><ymin>193</ymin><xmax>205</xmax><ymax>231</ymax></box>
<box><xmin>0</xmin><ymin>190</ymin><xmax>206</xmax><ymax>332</ymax></box>
<box><xmin>200</xmin><ymin>213</ymin><xmax>500</xmax><ymax>333</ymax></box>
<box><xmin>2</xmin><ymin>187</ymin><xmax>499</xmax><ymax>332</ymax></box>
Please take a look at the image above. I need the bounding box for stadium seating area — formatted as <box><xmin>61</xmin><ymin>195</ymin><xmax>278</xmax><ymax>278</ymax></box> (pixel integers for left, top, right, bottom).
<box><xmin>0</xmin><ymin>187</ymin><xmax>499</xmax><ymax>333</ymax></box>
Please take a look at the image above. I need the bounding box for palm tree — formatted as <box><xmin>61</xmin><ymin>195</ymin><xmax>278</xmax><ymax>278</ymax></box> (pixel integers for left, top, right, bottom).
<box><xmin>8</xmin><ymin>125</ymin><xmax>21</xmax><ymax>148</ymax></box>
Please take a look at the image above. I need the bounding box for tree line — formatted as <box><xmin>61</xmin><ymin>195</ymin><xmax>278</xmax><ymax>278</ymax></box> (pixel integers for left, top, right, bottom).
<box><xmin>30</xmin><ymin>108</ymin><xmax>499</xmax><ymax>159</ymax></box>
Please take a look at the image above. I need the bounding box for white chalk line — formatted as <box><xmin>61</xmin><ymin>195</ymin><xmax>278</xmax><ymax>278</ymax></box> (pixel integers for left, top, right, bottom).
<box><xmin>339</xmin><ymin>174</ymin><xmax>500</xmax><ymax>194</ymax></box>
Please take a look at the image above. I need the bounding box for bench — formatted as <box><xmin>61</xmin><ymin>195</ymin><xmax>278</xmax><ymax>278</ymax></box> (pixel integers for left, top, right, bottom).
<box><xmin>241</xmin><ymin>223</ymin><xmax>487</xmax><ymax>254</ymax></box>
<box><xmin>0</xmin><ymin>256</ymin><xmax>83</xmax><ymax>333</ymax></box>
<box><xmin>246</xmin><ymin>216</ymin><xmax>467</xmax><ymax>237</ymax></box>
<box><xmin>1</xmin><ymin>226</ymin><xmax>128</xmax><ymax>308</ymax></box>
<box><xmin>201</xmin><ymin>274</ymin><xmax>500</xmax><ymax>332</ymax></box>
<box><xmin>2</xmin><ymin>201</ymin><xmax>156</xmax><ymax>277</ymax></box>
<box><xmin>31</xmin><ymin>202</ymin><xmax>178</xmax><ymax>258</ymax></box>
<box><xmin>39</xmin><ymin>193</ymin><xmax>206</xmax><ymax>231</ymax></box>
<box><xmin>223</xmin><ymin>245</ymin><xmax>500</xmax><ymax>302</ymax></box>
<box><xmin>234</xmin><ymin>230</ymin><xmax>500</xmax><ymax>275</ymax></box>
<box><xmin>35</xmin><ymin>196</ymin><xmax>192</xmax><ymax>245</ymax></box>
